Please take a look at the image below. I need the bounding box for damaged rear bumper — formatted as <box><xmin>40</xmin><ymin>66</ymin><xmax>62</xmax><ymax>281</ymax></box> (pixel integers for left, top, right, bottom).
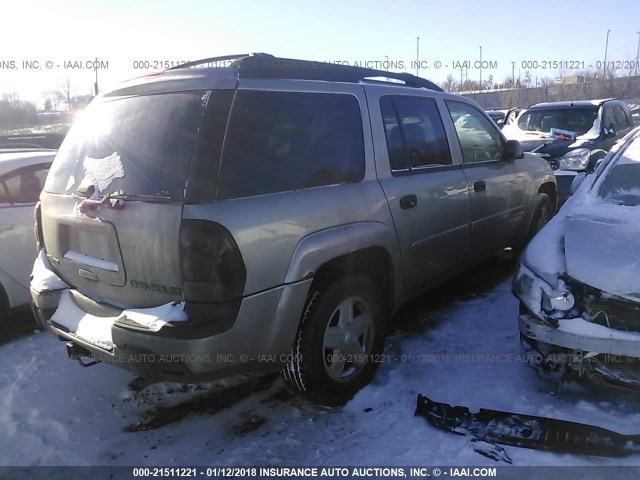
<box><xmin>30</xmin><ymin>250</ymin><xmax>312</xmax><ymax>383</ymax></box>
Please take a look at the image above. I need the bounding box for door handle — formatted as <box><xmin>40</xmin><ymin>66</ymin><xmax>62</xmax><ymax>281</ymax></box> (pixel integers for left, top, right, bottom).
<box><xmin>400</xmin><ymin>194</ymin><xmax>418</xmax><ymax>210</ymax></box>
<box><xmin>2</xmin><ymin>225</ymin><xmax>14</xmax><ymax>231</ymax></box>
<box><xmin>474</xmin><ymin>181</ymin><xmax>486</xmax><ymax>192</ymax></box>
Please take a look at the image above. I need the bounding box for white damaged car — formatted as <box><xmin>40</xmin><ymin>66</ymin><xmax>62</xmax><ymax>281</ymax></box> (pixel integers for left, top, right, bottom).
<box><xmin>513</xmin><ymin>126</ymin><xmax>640</xmax><ymax>388</ymax></box>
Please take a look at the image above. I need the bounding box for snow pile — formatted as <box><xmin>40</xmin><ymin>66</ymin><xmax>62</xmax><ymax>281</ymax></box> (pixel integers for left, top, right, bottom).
<box><xmin>522</xmin><ymin>214</ymin><xmax>567</xmax><ymax>284</ymax></box>
<box><xmin>119</xmin><ymin>302</ymin><xmax>188</xmax><ymax>329</ymax></box>
<box><xmin>50</xmin><ymin>291</ymin><xmax>187</xmax><ymax>350</ymax></box>
<box><xmin>5</xmin><ymin>268</ymin><xmax>640</xmax><ymax>467</ymax></box>
<box><xmin>30</xmin><ymin>250</ymin><xmax>69</xmax><ymax>293</ymax></box>
<box><xmin>50</xmin><ymin>292</ymin><xmax>116</xmax><ymax>349</ymax></box>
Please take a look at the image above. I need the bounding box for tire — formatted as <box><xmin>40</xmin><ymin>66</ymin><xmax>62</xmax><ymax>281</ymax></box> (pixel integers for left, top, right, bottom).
<box><xmin>0</xmin><ymin>284</ymin><xmax>8</xmax><ymax>324</ymax></box>
<box><xmin>512</xmin><ymin>193</ymin><xmax>553</xmax><ymax>253</ymax></box>
<box><xmin>282</xmin><ymin>275</ymin><xmax>387</xmax><ymax>406</ymax></box>
<box><xmin>529</xmin><ymin>193</ymin><xmax>553</xmax><ymax>239</ymax></box>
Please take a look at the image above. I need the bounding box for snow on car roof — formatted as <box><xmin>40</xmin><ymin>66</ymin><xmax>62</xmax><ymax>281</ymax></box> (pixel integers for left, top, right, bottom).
<box><xmin>529</xmin><ymin>99</ymin><xmax>613</xmax><ymax>109</ymax></box>
<box><xmin>0</xmin><ymin>150</ymin><xmax>56</xmax><ymax>176</ymax></box>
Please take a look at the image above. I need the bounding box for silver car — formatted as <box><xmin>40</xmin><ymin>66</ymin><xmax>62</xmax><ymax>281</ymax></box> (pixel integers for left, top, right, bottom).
<box><xmin>31</xmin><ymin>54</ymin><xmax>556</xmax><ymax>405</ymax></box>
<box><xmin>514</xmin><ymin>126</ymin><xmax>640</xmax><ymax>389</ymax></box>
<box><xmin>0</xmin><ymin>148</ymin><xmax>54</xmax><ymax>318</ymax></box>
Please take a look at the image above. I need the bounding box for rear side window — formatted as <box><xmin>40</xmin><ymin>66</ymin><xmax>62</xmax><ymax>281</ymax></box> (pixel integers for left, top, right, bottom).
<box><xmin>380</xmin><ymin>95</ymin><xmax>452</xmax><ymax>172</ymax></box>
<box><xmin>217</xmin><ymin>91</ymin><xmax>365</xmax><ymax>200</ymax></box>
<box><xmin>613</xmin><ymin>105</ymin><xmax>630</xmax><ymax>130</ymax></box>
<box><xmin>44</xmin><ymin>91</ymin><xmax>209</xmax><ymax>200</ymax></box>
<box><xmin>603</xmin><ymin>105</ymin><xmax>617</xmax><ymax>131</ymax></box>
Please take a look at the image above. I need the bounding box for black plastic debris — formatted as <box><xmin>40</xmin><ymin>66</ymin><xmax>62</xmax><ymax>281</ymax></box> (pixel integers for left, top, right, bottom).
<box><xmin>415</xmin><ymin>394</ymin><xmax>640</xmax><ymax>457</ymax></box>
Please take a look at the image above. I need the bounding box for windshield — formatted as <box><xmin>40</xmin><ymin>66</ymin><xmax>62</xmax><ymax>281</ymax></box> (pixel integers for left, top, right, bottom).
<box><xmin>517</xmin><ymin>107</ymin><xmax>599</xmax><ymax>136</ymax></box>
<box><xmin>44</xmin><ymin>91</ymin><xmax>209</xmax><ymax>200</ymax></box>
<box><xmin>598</xmin><ymin>137</ymin><xmax>640</xmax><ymax>206</ymax></box>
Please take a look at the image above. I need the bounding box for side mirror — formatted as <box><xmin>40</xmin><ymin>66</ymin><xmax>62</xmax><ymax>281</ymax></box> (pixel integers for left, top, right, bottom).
<box><xmin>570</xmin><ymin>172</ymin><xmax>587</xmax><ymax>195</ymax></box>
<box><xmin>504</xmin><ymin>139</ymin><xmax>523</xmax><ymax>160</ymax></box>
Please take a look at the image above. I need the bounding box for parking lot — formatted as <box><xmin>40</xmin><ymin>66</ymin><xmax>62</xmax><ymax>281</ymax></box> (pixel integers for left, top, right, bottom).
<box><xmin>5</xmin><ymin>3</ymin><xmax>640</xmax><ymax>476</ymax></box>
<box><xmin>3</xmin><ymin>252</ymin><xmax>640</xmax><ymax>467</ymax></box>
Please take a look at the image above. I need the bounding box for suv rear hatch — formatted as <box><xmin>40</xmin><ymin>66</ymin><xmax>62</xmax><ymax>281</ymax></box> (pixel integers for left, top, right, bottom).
<box><xmin>40</xmin><ymin>90</ymin><xmax>211</xmax><ymax>308</ymax></box>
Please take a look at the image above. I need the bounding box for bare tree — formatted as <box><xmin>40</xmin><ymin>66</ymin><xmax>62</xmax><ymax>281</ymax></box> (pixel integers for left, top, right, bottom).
<box><xmin>501</xmin><ymin>75</ymin><xmax>515</xmax><ymax>89</ymax></box>
<box><xmin>486</xmin><ymin>74</ymin><xmax>494</xmax><ymax>90</ymax></box>
<box><xmin>442</xmin><ymin>73</ymin><xmax>457</xmax><ymax>92</ymax></box>
<box><xmin>3</xmin><ymin>92</ymin><xmax>21</xmax><ymax>108</ymax></box>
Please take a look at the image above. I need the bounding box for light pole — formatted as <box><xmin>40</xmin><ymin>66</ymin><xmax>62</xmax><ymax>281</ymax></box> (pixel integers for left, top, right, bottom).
<box><xmin>416</xmin><ymin>37</ymin><xmax>420</xmax><ymax>76</ymax></box>
<box><xmin>94</xmin><ymin>56</ymin><xmax>99</xmax><ymax>95</ymax></box>
<box><xmin>603</xmin><ymin>29</ymin><xmax>611</xmax><ymax>79</ymax></box>
<box><xmin>635</xmin><ymin>32</ymin><xmax>640</xmax><ymax>76</ymax></box>
<box><xmin>511</xmin><ymin>61</ymin><xmax>515</xmax><ymax>86</ymax></box>
<box><xmin>479</xmin><ymin>46</ymin><xmax>482</xmax><ymax>90</ymax></box>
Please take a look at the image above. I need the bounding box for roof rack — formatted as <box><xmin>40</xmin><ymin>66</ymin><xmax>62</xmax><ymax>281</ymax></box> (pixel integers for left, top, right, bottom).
<box><xmin>169</xmin><ymin>53</ymin><xmax>443</xmax><ymax>92</ymax></box>
<box><xmin>166</xmin><ymin>53</ymin><xmax>271</xmax><ymax>70</ymax></box>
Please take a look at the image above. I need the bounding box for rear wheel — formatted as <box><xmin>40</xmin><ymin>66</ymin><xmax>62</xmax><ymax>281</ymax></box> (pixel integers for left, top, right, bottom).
<box><xmin>282</xmin><ymin>275</ymin><xmax>386</xmax><ymax>406</ymax></box>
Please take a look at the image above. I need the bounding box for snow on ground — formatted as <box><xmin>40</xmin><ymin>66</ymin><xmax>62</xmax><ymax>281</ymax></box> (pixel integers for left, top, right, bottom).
<box><xmin>3</xmin><ymin>254</ymin><xmax>640</xmax><ymax>467</ymax></box>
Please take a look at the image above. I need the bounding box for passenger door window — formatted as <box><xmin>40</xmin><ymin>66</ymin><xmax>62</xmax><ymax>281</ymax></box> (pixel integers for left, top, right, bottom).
<box><xmin>380</xmin><ymin>95</ymin><xmax>452</xmax><ymax>173</ymax></box>
<box><xmin>217</xmin><ymin>91</ymin><xmax>365</xmax><ymax>200</ymax></box>
<box><xmin>445</xmin><ymin>101</ymin><xmax>504</xmax><ymax>163</ymax></box>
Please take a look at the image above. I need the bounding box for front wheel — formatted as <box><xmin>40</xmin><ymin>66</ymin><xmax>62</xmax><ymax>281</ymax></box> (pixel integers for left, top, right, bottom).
<box><xmin>282</xmin><ymin>275</ymin><xmax>386</xmax><ymax>406</ymax></box>
<box><xmin>530</xmin><ymin>193</ymin><xmax>553</xmax><ymax>238</ymax></box>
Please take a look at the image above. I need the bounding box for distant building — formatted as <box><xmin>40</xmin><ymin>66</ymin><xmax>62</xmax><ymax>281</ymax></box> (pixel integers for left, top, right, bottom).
<box><xmin>554</xmin><ymin>75</ymin><xmax>586</xmax><ymax>85</ymax></box>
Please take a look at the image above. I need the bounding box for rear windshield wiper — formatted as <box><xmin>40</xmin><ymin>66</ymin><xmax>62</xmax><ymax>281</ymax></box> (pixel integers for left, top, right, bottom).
<box><xmin>77</xmin><ymin>190</ymin><xmax>172</xmax><ymax>213</ymax></box>
<box><xmin>106</xmin><ymin>192</ymin><xmax>172</xmax><ymax>203</ymax></box>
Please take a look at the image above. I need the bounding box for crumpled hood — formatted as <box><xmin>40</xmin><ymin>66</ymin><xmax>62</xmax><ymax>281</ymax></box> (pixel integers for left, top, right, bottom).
<box><xmin>563</xmin><ymin>209</ymin><xmax>640</xmax><ymax>300</ymax></box>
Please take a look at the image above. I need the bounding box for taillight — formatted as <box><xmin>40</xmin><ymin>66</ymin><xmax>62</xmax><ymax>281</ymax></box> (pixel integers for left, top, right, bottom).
<box><xmin>34</xmin><ymin>201</ymin><xmax>44</xmax><ymax>250</ymax></box>
<box><xmin>179</xmin><ymin>220</ymin><xmax>246</xmax><ymax>303</ymax></box>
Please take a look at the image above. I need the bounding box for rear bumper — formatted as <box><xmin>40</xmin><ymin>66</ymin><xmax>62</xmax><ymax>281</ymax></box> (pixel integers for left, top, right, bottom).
<box><xmin>31</xmin><ymin>257</ymin><xmax>311</xmax><ymax>383</ymax></box>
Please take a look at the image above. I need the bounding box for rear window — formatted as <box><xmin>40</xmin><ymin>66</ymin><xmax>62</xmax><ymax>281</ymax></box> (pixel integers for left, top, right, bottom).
<box><xmin>217</xmin><ymin>90</ymin><xmax>365</xmax><ymax>200</ymax></box>
<box><xmin>44</xmin><ymin>91</ymin><xmax>209</xmax><ymax>200</ymax></box>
